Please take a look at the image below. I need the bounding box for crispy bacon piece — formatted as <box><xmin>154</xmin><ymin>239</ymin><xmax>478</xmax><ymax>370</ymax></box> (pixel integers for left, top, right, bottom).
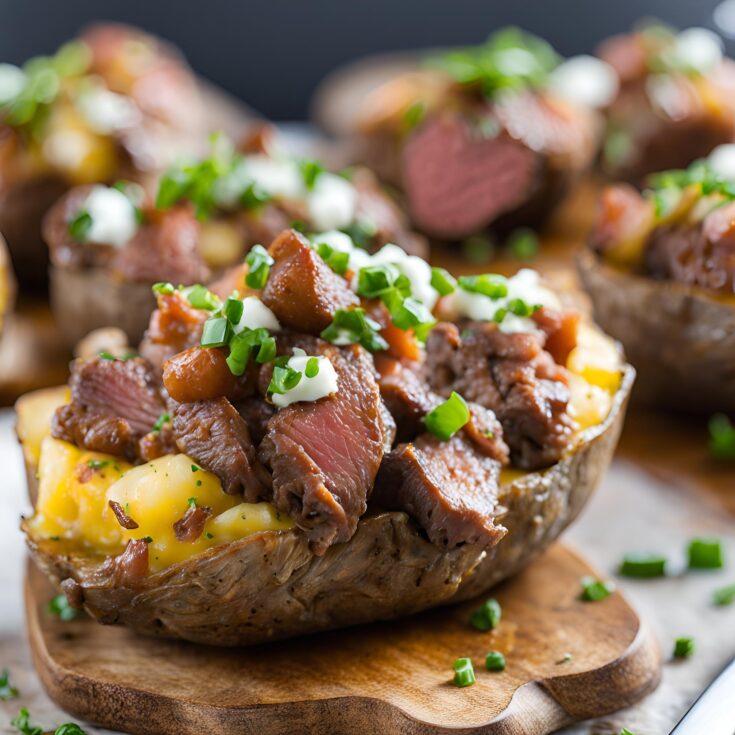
<box><xmin>109</xmin><ymin>500</ymin><xmax>139</xmax><ymax>530</ymax></box>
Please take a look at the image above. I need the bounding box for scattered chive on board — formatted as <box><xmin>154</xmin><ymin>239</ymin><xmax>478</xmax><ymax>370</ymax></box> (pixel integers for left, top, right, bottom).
<box><xmin>619</xmin><ymin>553</ymin><xmax>667</xmax><ymax>578</ymax></box>
<box><xmin>470</xmin><ymin>597</ymin><xmax>502</xmax><ymax>631</ymax></box>
<box><xmin>713</xmin><ymin>583</ymin><xmax>735</xmax><ymax>606</ymax></box>
<box><xmin>687</xmin><ymin>538</ymin><xmax>724</xmax><ymax>569</ymax></box>
<box><xmin>452</xmin><ymin>657</ymin><xmax>476</xmax><ymax>687</ymax></box>
<box><xmin>673</xmin><ymin>637</ymin><xmax>695</xmax><ymax>658</ymax></box>
<box><xmin>485</xmin><ymin>651</ymin><xmax>506</xmax><ymax>672</ymax></box>
<box><xmin>580</xmin><ymin>576</ymin><xmax>614</xmax><ymax>602</ymax></box>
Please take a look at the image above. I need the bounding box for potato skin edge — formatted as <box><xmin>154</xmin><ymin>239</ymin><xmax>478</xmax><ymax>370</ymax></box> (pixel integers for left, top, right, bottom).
<box><xmin>21</xmin><ymin>366</ymin><xmax>633</xmax><ymax>646</ymax></box>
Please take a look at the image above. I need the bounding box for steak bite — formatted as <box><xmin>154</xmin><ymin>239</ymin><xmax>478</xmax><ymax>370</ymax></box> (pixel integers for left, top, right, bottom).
<box><xmin>172</xmin><ymin>397</ymin><xmax>270</xmax><ymax>500</ymax></box>
<box><xmin>373</xmin><ymin>433</ymin><xmax>506</xmax><ymax>549</ymax></box>
<box><xmin>261</xmin><ymin>229</ymin><xmax>359</xmax><ymax>334</ymax></box>
<box><xmin>52</xmin><ymin>355</ymin><xmax>166</xmax><ymax>460</ymax></box>
<box><xmin>258</xmin><ymin>344</ymin><xmax>387</xmax><ymax>555</ymax></box>
<box><xmin>425</xmin><ymin>321</ymin><xmax>575</xmax><ymax>469</ymax></box>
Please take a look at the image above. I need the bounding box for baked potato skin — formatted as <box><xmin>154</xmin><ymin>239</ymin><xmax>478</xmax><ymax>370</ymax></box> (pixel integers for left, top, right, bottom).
<box><xmin>21</xmin><ymin>366</ymin><xmax>633</xmax><ymax>646</ymax></box>
<box><xmin>50</xmin><ymin>266</ymin><xmax>156</xmax><ymax>347</ymax></box>
<box><xmin>579</xmin><ymin>250</ymin><xmax>735</xmax><ymax>414</ymax></box>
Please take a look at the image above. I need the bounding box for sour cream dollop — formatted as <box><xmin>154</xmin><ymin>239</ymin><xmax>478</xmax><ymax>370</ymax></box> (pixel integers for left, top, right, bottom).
<box><xmin>307</xmin><ymin>173</ymin><xmax>358</xmax><ymax>231</ymax></box>
<box><xmin>0</xmin><ymin>63</ymin><xmax>26</xmax><ymax>104</ymax></box>
<box><xmin>271</xmin><ymin>348</ymin><xmax>339</xmax><ymax>408</ymax></box>
<box><xmin>76</xmin><ymin>85</ymin><xmax>141</xmax><ymax>135</ymax></box>
<box><xmin>234</xmin><ymin>296</ymin><xmax>281</xmax><ymax>333</ymax></box>
<box><xmin>547</xmin><ymin>55</ymin><xmax>619</xmax><ymax>109</ymax></box>
<box><xmin>442</xmin><ymin>268</ymin><xmax>559</xmax><ymax>335</ymax></box>
<box><xmin>82</xmin><ymin>186</ymin><xmax>139</xmax><ymax>248</ymax></box>
<box><xmin>707</xmin><ymin>144</ymin><xmax>735</xmax><ymax>180</ymax></box>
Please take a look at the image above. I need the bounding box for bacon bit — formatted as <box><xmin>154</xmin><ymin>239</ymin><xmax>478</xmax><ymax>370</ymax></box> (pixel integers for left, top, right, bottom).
<box><xmin>163</xmin><ymin>346</ymin><xmax>239</xmax><ymax>403</ymax></box>
<box><xmin>108</xmin><ymin>500</ymin><xmax>139</xmax><ymax>530</ymax></box>
<box><xmin>173</xmin><ymin>504</ymin><xmax>213</xmax><ymax>543</ymax></box>
<box><xmin>148</xmin><ymin>292</ymin><xmax>208</xmax><ymax>350</ymax></box>
<box><xmin>75</xmin><ymin>463</ymin><xmax>95</xmax><ymax>484</ymax></box>
<box><xmin>238</xmin><ymin>123</ymin><xmax>277</xmax><ymax>155</ymax></box>
<box><xmin>110</xmin><ymin>539</ymin><xmax>149</xmax><ymax>586</ymax></box>
<box><xmin>533</xmin><ymin>307</ymin><xmax>580</xmax><ymax>365</ymax></box>
<box><xmin>60</xmin><ymin>578</ymin><xmax>84</xmax><ymax>610</ymax></box>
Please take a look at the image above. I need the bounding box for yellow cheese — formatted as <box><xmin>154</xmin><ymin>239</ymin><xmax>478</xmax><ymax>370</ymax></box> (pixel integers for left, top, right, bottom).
<box><xmin>567</xmin><ymin>324</ymin><xmax>622</xmax><ymax>394</ymax></box>
<box><xmin>28</xmin><ymin>440</ymin><xmax>294</xmax><ymax>572</ymax></box>
<box><xmin>28</xmin><ymin>437</ymin><xmax>130</xmax><ymax>550</ymax></box>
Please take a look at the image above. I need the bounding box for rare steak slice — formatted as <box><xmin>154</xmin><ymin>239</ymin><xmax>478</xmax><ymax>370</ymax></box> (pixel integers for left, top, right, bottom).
<box><xmin>425</xmin><ymin>321</ymin><xmax>574</xmax><ymax>469</ymax></box>
<box><xmin>258</xmin><ymin>343</ymin><xmax>386</xmax><ymax>555</ymax></box>
<box><xmin>261</xmin><ymin>229</ymin><xmax>358</xmax><ymax>334</ymax></box>
<box><xmin>373</xmin><ymin>432</ymin><xmax>506</xmax><ymax>549</ymax></box>
<box><xmin>52</xmin><ymin>355</ymin><xmax>166</xmax><ymax>460</ymax></box>
<box><xmin>172</xmin><ymin>397</ymin><xmax>270</xmax><ymax>499</ymax></box>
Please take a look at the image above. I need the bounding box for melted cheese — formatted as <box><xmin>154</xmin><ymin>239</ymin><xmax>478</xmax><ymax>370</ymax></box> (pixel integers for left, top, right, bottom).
<box><xmin>26</xmin><ymin>438</ymin><xmax>293</xmax><ymax>572</ymax></box>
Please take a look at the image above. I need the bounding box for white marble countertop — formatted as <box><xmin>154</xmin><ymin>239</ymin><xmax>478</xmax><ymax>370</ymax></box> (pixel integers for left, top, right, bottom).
<box><xmin>0</xmin><ymin>407</ymin><xmax>733</xmax><ymax>735</ymax></box>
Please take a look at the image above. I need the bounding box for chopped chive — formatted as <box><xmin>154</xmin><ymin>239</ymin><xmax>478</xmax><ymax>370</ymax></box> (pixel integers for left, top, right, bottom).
<box><xmin>188</xmin><ymin>497</ymin><xmax>197</xmax><ymax>507</ymax></box>
<box><xmin>425</xmin><ymin>392</ymin><xmax>470</xmax><ymax>441</ymax></box>
<box><xmin>452</xmin><ymin>657</ymin><xmax>475</xmax><ymax>688</ymax></box>
<box><xmin>713</xmin><ymin>583</ymin><xmax>735</xmax><ymax>606</ymax></box>
<box><xmin>430</xmin><ymin>267</ymin><xmax>457</xmax><ymax>296</ymax></box>
<box><xmin>506</xmin><ymin>228</ymin><xmax>539</xmax><ymax>260</ymax></box>
<box><xmin>181</xmin><ymin>284</ymin><xmax>220</xmax><ymax>311</ymax></box>
<box><xmin>315</xmin><ymin>243</ymin><xmax>350</xmax><ymax>275</ymax></box>
<box><xmin>485</xmin><ymin>651</ymin><xmax>506</xmax><ymax>672</ymax></box>
<box><xmin>143</xmin><ymin>536</ymin><xmax>153</xmax><ymax>544</ymax></box>
<box><xmin>47</xmin><ymin>594</ymin><xmax>79</xmax><ymax>621</ymax></box>
<box><xmin>151</xmin><ymin>412</ymin><xmax>170</xmax><ymax>433</ymax></box>
<box><xmin>245</xmin><ymin>244</ymin><xmax>274</xmax><ymax>289</ymax></box>
<box><xmin>305</xmin><ymin>357</ymin><xmax>320</xmax><ymax>378</ymax></box>
<box><xmin>298</xmin><ymin>158</ymin><xmax>324</xmax><ymax>190</ymax></box>
<box><xmin>223</xmin><ymin>297</ymin><xmax>244</xmax><ymax>325</ymax></box>
<box><xmin>268</xmin><ymin>365</ymin><xmax>303</xmax><ymax>395</ymax></box>
<box><xmin>673</xmin><ymin>637</ymin><xmax>695</xmax><ymax>658</ymax></box>
<box><xmin>191</xmin><ymin>465</ymin><xmax>199</xmax><ymax>473</ymax></box>
<box><xmin>457</xmin><ymin>273</ymin><xmax>508</xmax><ymax>299</ymax></box>
<box><xmin>256</xmin><ymin>336</ymin><xmax>276</xmax><ymax>364</ymax></box>
<box><xmin>580</xmin><ymin>576</ymin><xmax>614</xmax><ymax>602</ymax></box>
<box><xmin>52</xmin><ymin>722</ymin><xmax>88</xmax><ymax>735</ymax></box>
<box><xmin>152</xmin><ymin>281</ymin><xmax>175</xmax><ymax>295</ymax></box>
<box><xmin>205</xmin><ymin>532</ymin><xmax>214</xmax><ymax>540</ymax></box>
<box><xmin>321</xmin><ymin>307</ymin><xmax>388</xmax><ymax>352</ymax></box>
<box><xmin>557</xmin><ymin>652</ymin><xmax>573</xmax><ymax>665</ymax></box>
<box><xmin>86</xmin><ymin>459</ymin><xmax>110</xmax><ymax>470</ymax></box>
<box><xmin>68</xmin><ymin>210</ymin><xmax>92</xmax><ymax>241</ymax></box>
<box><xmin>709</xmin><ymin>414</ymin><xmax>735</xmax><ymax>459</ymax></box>
<box><xmin>687</xmin><ymin>538</ymin><xmax>724</xmax><ymax>569</ymax></box>
<box><xmin>0</xmin><ymin>668</ymin><xmax>18</xmax><ymax>700</ymax></box>
<box><xmin>201</xmin><ymin>317</ymin><xmax>231</xmax><ymax>348</ymax></box>
<box><xmin>470</xmin><ymin>597</ymin><xmax>502</xmax><ymax>631</ymax></box>
<box><xmin>619</xmin><ymin>553</ymin><xmax>667</xmax><ymax>578</ymax></box>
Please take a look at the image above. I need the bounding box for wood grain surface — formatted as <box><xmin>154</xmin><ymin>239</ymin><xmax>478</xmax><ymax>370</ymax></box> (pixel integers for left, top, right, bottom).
<box><xmin>25</xmin><ymin>544</ymin><xmax>660</xmax><ymax>735</ymax></box>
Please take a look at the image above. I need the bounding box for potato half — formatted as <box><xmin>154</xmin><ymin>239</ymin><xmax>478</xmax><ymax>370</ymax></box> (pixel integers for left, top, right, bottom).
<box><xmin>20</xmin><ymin>365</ymin><xmax>633</xmax><ymax>646</ymax></box>
<box><xmin>579</xmin><ymin>250</ymin><xmax>735</xmax><ymax>414</ymax></box>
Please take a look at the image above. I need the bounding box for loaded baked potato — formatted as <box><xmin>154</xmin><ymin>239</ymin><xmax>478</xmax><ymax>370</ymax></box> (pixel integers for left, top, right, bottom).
<box><xmin>353</xmin><ymin>27</ymin><xmax>617</xmax><ymax>241</ymax></box>
<box><xmin>44</xmin><ymin>128</ymin><xmax>426</xmax><ymax>346</ymax></box>
<box><xmin>580</xmin><ymin>145</ymin><xmax>735</xmax><ymax>413</ymax></box>
<box><xmin>599</xmin><ymin>23</ymin><xmax>735</xmax><ymax>182</ymax></box>
<box><xmin>20</xmin><ymin>227</ymin><xmax>632</xmax><ymax>645</ymax></box>
<box><xmin>0</xmin><ymin>23</ymin><xmax>203</xmax><ymax>288</ymax></box>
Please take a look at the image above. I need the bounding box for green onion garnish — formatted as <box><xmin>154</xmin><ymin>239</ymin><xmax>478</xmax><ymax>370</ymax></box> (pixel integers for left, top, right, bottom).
<box><xmin>688</xmin><ymin>538</ymin><xmax>724</xmax><ymax>569</ymax></box>
<box><xmin>298</xmin><ymin>158</ymin><xmax>325</xmax><ymax>190</ymax></box>
<box><xmin>709</xmin><ymin>414</ymin><xmax>735</xmax><ymax>459</ymax></box>
<box><xmin>619</xmin><ymin>553</ymin><xmax>667</xmax><ymax>578</ymax></box>
<box><xmin>485</xmin><ymin>651</ymin><xmax>506</xmax><ymax>672</ymax></box>
<box><xmin>457</xmin><ymin>273</ymin><xmax>508</xmax><ymax>299</ymax></box>
<box><xmin>0</xmin><ymin>668</ymin><xmax>18</xmax><ymax>700</ymax></box>
<box><xmin>152</xmin><ymin>282</ymin><xmax>175</xmax><ymax>295</ymax></box>
<box><xmin>339</xmin><ymin>218</ymin><xmax>377</xmax><ymax>250</ymax></box>
<box><xmin>470</xmin><ymin>597</ymin><xmax>502</xmax><ymax>631</ymax></box>
<box><xmin>321</xmin><ymin>307</ymin><xmax>388</xmax><ymax>352</ymax></box>
<box><xmin>223</xmin><ymin>296</ymin><xmax>244</xmax><ymax>325</ymax></box>
<box><xmin>713</xmin><ymin>583</ymin><xmax>735</xmax><ymax>606</ymax></box>
<box><xmin>47</xmin><ymin>594</ymin><xmax>79</xmax><ymax>621</ymax></box>
<box><xmin>452</xmin><ymin>657</ymin><xmax>476</xmax><ymax>688</ymax></box>
<box><xmin>305</xmin><ymin>357</ymin><xmax>320</xmax><ymax>378</ymax></box>
<box><xmin>268</xmin><ymin>365</ymin><xmax>303</xmax><ymax>396</ymax></box>
<box><xmin>580</xmin><ymin>576</ymin><xmax>614</xmax><ymax>602</ymax></box>
<box><xmin>507</xmin><ymin>228</ymin><xmax>539</xmax><ymax>260</ymax></box>
<box><xmin>86</xmin><ymin>459</ymin><xmax>110</xmax><ymax>470</ymax></box>
<box><xmin>430</xmin><ymin>267</ymin><xmax>457</xmax><ymax>296</ymax></box>
<box><xmin>425</xmin><ymin>392</ymin><xmax>470</xmax><ymax>441</ymax></box>
<box><xmin>152</xmin><ymin>412</ymin><xmax>170</xmax><ymax>433</ymax></box>
<box><xmin>67</xmin><ymin>210</ymin><xmax>92</xmax><ymax>241</ymax></box>
<box><xmin>201</xmin><ymin>317</ymin><xmax>231</xmax><ymax>348</ymax></box>
<box><xmin>315</xmin><ymin>242</ymin><xmax>350</xmax><ymax>275</ymax></box>
<box><xmin>187</xmin><ymin>497</ymin><xmax>197</xmax><ymax>507</ymax></box>
<box><xmin>673</xmin><ymin>637</ymin><xmax>695</xmax><ymax>658</ymax></box>
<box><xmin>181</xmin><ymin>284</ymin><xmax>221</xmax><ymax>311</ymax></box>
<box><xmin>245</xmin><ymin>244</ymin><xmax>274</xmax><ymax>289</ymax></box>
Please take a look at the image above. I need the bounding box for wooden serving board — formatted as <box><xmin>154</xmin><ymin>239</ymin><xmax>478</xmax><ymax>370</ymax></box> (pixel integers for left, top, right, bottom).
<box><xmin>25</xmin><ymin>544</ymin><xmax>660</xmax><ymax>735</ymax></box>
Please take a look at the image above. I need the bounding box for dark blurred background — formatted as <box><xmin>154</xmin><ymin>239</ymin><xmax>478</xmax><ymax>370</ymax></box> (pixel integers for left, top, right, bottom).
<box><xmin>0</xmin><ymin>0</ymin><xmax>730</xmax><ymax>119</ymax></box>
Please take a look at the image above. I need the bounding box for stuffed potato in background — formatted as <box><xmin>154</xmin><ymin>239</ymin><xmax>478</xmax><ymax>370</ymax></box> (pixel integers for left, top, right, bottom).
<box><xmin>581</xmin><ymin>144</ymin><xmax>735</xmax><ymax>414</ymax></box>
<box><xmin>0</xmin><ymin>23</ymin><xmax>204</xmax><ymax>289</ymax></box>
<box><xmin>599</xmin><ymin>23</ymin><xmax>735</xmax><ymax>182</ymax></box>
<box><xmin>351</xmin><ymin>28</ymin><xmax>614</xmax><ymax>243</ymax></box>
<box><xmin>20</xmin><ymin>223</ymin><xmax>631</xmax><ymax>645</ymax></box>
<box><xmin>44</xmin><ymin>127</ymin><xmax>427</xmax><ymax>347</ymax></box>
